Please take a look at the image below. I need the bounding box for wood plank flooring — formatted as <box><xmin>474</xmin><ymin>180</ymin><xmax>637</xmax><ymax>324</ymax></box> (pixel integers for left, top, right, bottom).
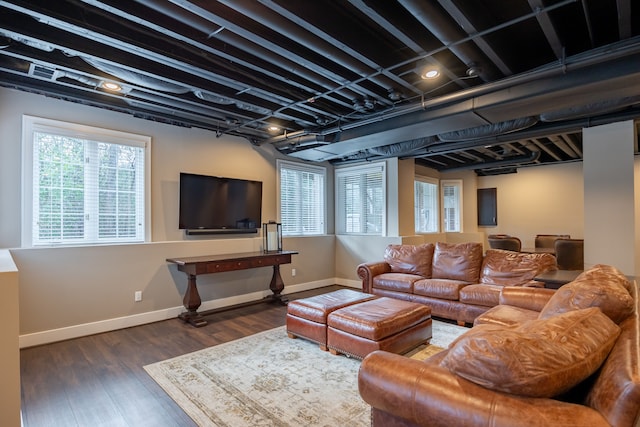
<box><xmin>20</xmin><ymin>285</ymin><xmax>347</xmax><ymax>427</ymax></box>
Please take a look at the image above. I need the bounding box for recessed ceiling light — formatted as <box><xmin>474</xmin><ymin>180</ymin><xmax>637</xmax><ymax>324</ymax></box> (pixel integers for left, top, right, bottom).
<box><xmin>268</xmin><ymin>125</ymin><xmax>280</xmax><ymax>132</ymax></box>
<box><xmin>101</xmin><ymin>81</ymin><xmax>122</xmax><ymax>91</ymax></box>
<box><xmin>421</xmin><ymin>69</ymin><xmax>440</xmax><ymax>79</ymax></box>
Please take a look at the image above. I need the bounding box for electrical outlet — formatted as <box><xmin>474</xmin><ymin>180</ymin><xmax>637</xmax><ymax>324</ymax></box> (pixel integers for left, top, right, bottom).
<box><xmin>291</xmin><ymin>268</ymin><xmax>296</xmax><ymax>277</ymax></box>
<box><xmin>134</xmin><ymin>291</ymin><xmax>142</xmax><ymax>302</ymax></box>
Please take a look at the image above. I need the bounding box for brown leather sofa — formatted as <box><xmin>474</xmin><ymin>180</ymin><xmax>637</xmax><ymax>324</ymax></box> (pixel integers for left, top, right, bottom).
<box><xmin>357</xmin><ymin>242</ymin><xmax>557</xmax><ymax>325</ymax></box>
<box><xmin>358</xmin><ymin>264</ymin><xmax>640</xmax><ymax>427</ymax></box>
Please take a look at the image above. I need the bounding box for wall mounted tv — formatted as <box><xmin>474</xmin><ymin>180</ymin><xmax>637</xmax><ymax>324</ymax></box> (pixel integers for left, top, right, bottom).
<box><xmin>179</xmin><ymin>172</ymin><xmax>262</xmax><ymax>235</ymax></box>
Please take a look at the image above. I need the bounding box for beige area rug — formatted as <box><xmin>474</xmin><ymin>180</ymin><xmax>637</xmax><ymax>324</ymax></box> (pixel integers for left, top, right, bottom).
<box><xmin>144</xmin><ymin>319</ymin><xmax>468</xmax><ymax>427</ymax></box>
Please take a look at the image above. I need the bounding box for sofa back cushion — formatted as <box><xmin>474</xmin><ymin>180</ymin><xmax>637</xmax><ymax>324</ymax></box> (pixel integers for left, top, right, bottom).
<box><xmin>539</xmin><ymin>265</ymin><xmax>634</xmax><ymax>324</ymax></box>
<box><xmin>432</xmin><ymin>242</ymin><xmax>483</xmax><ymax>282</ymax></box>
<box><xmin>384</xmin><ymin>243</ymin><xmax>434</xmax><ymax>277</ymax></box>
<box><xmin>441</xmin><ymin>307</ymin><xmax>621</xmax><ymax>398</ymax></box>
<box><xmin>479</xmin><ymin>249</ymin><xmax>557</xmax><ymax>286</ymax></box>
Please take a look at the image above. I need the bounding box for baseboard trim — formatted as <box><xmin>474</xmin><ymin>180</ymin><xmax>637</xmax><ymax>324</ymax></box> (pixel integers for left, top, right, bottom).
<box><xmin>19</xmin><ymin>278</ymin><xmax>359</xmax><ymax>348</ymax></box>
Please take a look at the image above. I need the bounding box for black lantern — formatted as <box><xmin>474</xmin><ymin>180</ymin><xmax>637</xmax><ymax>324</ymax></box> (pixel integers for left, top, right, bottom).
<box><xmin>263</xmin><ymin>221</ymin><xmax>282</xmax><ymax>252</ymax></box>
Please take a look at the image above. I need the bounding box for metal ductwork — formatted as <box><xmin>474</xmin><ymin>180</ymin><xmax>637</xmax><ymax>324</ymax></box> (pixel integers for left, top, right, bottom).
<box><xmin>437</xmin><ymin>117</ymin><xmax>538</xmax><ymax>142</ymax></box>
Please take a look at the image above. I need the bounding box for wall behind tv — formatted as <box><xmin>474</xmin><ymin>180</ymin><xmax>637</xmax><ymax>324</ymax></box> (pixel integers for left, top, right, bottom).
<box><xmin>0</xmin><ymin>86</ymin><xmax>337</xmax><ymax>345</ymax></box>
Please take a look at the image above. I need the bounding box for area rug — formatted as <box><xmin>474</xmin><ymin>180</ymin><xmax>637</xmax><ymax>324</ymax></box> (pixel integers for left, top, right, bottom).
<box><xmin>144</xmin><ymin>319</ymin><xmax>467</xmax><ymax>427</ymax></box>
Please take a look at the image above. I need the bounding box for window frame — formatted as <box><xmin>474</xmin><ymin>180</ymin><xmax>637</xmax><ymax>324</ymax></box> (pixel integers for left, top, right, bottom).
<box><xmin>414</xmin><ymin>175</ymin><xmax>440</xmax><ymax>233</ymax></box>
<box><xmin>21</xmin><ymin>115</ymin><xmax>151</xmax><ymax>247</ymax></box>
<box><xmin>335</xmin><ymin>162</ymin><xmax>386</xmax><ymax>236</ymax></box>
<box><xmin>276</xmin><ymin>159</ymin><xmax>327</xmax><ymax>236</ymax></box>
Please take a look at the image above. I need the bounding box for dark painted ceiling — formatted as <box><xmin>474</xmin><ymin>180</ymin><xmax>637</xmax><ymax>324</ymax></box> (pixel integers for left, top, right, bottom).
<box><xmin>1</xmin><ymin>0</ymin><xmax>639</xmax><ymax>174</ymax></box>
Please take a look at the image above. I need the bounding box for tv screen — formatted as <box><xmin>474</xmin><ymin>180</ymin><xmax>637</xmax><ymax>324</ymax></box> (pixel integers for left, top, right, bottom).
<box><xmin>179</xmin><ymin>173</ymin><xmax>262</xmax><ymax>234</ymax></box>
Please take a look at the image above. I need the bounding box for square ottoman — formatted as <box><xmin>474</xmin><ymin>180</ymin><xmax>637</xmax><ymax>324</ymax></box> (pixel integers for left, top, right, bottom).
<box><xmin>327</xmin><ymin>297</ymin><xmax>432</xmax><ymax>359</ymax></box>
<box><xmin>286</xmin><ymin>289</ymin><xmax>377</xmax><ymax>350</ymax></box>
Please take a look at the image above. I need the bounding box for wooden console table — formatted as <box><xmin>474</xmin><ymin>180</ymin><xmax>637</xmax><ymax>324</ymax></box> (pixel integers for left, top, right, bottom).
<box><xmin>167</xmin><ymin>250</ymin><xmax>298</xmax><ymax>327</ymax></box>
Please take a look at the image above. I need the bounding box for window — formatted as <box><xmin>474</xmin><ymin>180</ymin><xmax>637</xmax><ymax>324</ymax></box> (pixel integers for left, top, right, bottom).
<box><xmin>415</xmin><ymin>176</ymin><xmax>439</xmax><ymax>233</ymax></box>
<box><xmin>335</xmin><ymin>162</ymin><xmax>385</xmax><ymax>235</ymax></box>
<box><xmin>22</xmin><ymin>116</ymin><xmax>150</xmax><ymax>246</ymax></box>
<box><xmin>277</xmin><ymin>159</ymin><xmax>326</xmax><ymax>236</ymax></box>
<box><xmin>442</xmin><ymin>179</ymin><xmax>463</xmax><ymax>232</ymax></box>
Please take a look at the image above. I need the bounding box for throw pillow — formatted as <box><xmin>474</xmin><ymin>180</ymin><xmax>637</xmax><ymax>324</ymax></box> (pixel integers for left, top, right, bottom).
<box><xmin>431</xmin><ymin>242</ymin><xmax>483</xmax><ymax>282</ymax></box>
<box><xmin>441</xmin><ymin>307</ymin><xmax>620</xmax><ymax>397</ymax></box>
<box><xmin>384</xmin><ymin>243</ymin><xmax>434</xmax><ymax>277</ymax></box>
<box><xmin>539</xmin><ymin>267</ymin><xmax>634</xmax><ymax>324</ymax></box>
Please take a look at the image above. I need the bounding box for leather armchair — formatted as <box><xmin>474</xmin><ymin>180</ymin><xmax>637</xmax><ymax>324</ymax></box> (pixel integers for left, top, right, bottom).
<box><xmin>554</xmin><ymin>238</ymin><xmax>584</xmax><ymax>270</ymax></box>
<box><xmin>487</xmin><ymin>236</ymin><xmax>521</xmax><ymax>251</ymax></box>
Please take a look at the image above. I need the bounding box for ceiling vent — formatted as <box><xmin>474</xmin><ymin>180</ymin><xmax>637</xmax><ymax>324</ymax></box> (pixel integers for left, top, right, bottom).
<box><xmin>29</xmin><ymin>63</ymin><xmax>56</xmax><ymax>80</ymax></box>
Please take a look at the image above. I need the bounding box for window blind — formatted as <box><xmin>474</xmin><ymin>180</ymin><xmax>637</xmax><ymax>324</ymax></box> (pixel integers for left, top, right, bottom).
<box><xmin>335</xmin><ymin>163</ymin><xmax>385</xmax><ymax>235</ymax></box>
<box><xmin>278</xmin><ymin>160</ymin><xmax>325</xmax><ymax>236</ymax></box>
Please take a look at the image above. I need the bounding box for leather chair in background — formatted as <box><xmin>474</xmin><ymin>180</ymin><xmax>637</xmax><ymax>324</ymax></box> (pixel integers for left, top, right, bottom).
<box><xmin>555</xmin><ymin>238</ymin><xmax>584</xmax><ymax>270</ymax></box>
<box><xmin>488</xmin><ymin>236</ymin><xmax>522</xmax><ymax>252</ymax></box>
<box><xmin>535</xmin><ymin>234</ymin><xmax>571</xmax><ymax>249</ymax></box>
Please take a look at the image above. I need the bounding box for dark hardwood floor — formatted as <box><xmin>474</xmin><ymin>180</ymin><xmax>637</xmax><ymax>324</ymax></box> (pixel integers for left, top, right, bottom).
<box><xmin>20</xmin><ymin>285</ymin><xmax>346</xmax><ymax>427</ymax></box>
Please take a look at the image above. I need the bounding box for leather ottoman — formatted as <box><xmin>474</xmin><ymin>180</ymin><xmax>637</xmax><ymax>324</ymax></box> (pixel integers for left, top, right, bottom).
<box><xmin>286</xmin><ymin>289</ymin><xmax>377</xmax><ymax>350</ymax></box>
<box><xmin>327</xmin><ymin>297</ymin><xmax>432</xmax><ymax>359</ymax></box>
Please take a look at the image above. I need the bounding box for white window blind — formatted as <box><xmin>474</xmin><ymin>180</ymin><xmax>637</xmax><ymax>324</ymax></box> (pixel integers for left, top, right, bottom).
<box><xmin>442</xmin><ymin>179</ymin><xmax>463</xmax><ymax>232</ymax></box>
<box><xmin>277</xmin><ymin>160</ymin><xmax>326</xmax><ymax>236</ymax></box>
<box><xmin>335</xmin><ymin>163</ymin><xmax>385</xmax><ymax>235</ymax></box>
<box><xmin>415</xmin><ymin>176</ymin><xmax>439</xmax><ymax>233</ymax></box>
<box><xmin>23</xmin><ymin>116</ymin><xmax>150</xmax><ymax>246</ymax></box>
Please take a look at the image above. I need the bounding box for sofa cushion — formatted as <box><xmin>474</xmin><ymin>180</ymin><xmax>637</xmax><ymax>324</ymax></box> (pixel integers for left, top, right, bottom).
<box><xmin>479</xmin><ymin>249</ymin><xmax>557</xmax><ymax>286</ymax></box>
<box><xmin>413</xmin><ymin>278</ymin><xmax>469</xmax><ymax>301</ymax></box>
<box><xmin>441</xmin><ymin>307</ymin><xmax>621</xmax><ymax>398</ymax></box>
<box><xmin>473</xmin><ymin>304</ymin><xmax>540</xmax><ymax>327</ymax></box>
<box><xmin>459</xmin><ymin>284</ymin><xmax>502</xmax><ymax>307</ymax></box>
<box><xmin>384</xmin><ymin>243</ymin><xmax>434</xmax><ymax>277</ymax></box>
<box><xmin>539</xmin><ymin>266</ymin><xmax>634</xmax><ymax>324</ymax></box>
<box><xmin>431</xmin><ymin>242</ymin><xmax>483</xmax><ymax>282</ymax></box>
<box><xmin>372</xmin><ymin>273</ymin><xmax>422</xmax><ymax>293</ymax></box>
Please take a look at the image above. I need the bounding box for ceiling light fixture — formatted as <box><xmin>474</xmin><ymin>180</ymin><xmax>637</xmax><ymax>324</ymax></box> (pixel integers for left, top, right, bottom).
<box><xmin>268</xmin><ymin>125</ymin><xmax>280</xmax><ymax>132</ymax></box>
<box><xmin>101</xmin><ymin>81</ymin><xmax>122</xmax><ymax>91</ymax></box>
<box><xmin>421</xmin><ymin>69</ymin><xmax>440</xmax><ymax>79</ymax></box>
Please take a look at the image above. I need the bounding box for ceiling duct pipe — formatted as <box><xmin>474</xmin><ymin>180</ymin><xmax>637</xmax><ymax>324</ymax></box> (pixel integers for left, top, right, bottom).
<box><xmin>273</xmin><ymin>133</ymin><xmax>327</xmax><ymax>149</ymax></box>
<box><xmin>539</xmin><ymin>95</ymin><xmax>640</xmax><ymax>122</ymax></box>
<box><xmin>437</xmin><ymin>117</ymin><xmax>539</xmax><ymax>141</ymax></box>
<box><xmin>367</xmin><ymin>136</ymin><xmax>438</xmax><ymax>156</ymax></box>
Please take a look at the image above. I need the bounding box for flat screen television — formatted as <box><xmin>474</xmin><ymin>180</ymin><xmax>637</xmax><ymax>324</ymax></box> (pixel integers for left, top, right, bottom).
<box><xmin>179</xmin><ymin>172</ymin><xmax>262</xmax><ymax>234</ymax></box>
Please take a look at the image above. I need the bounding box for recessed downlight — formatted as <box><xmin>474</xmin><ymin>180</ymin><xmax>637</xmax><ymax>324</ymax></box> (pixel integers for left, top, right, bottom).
<box><xmin>101</xmin><ymin>81</ymin><xmax>122</xmax><ymax>91</ymax></box>
<box><xmin>421</xmin><ymin>69</ymin><xmax>440</xmax><ymax>79</ymax></box>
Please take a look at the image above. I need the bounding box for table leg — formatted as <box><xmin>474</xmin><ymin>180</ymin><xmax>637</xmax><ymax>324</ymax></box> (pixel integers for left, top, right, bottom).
<box><xmin>269</xmin><ymin>264</ymin><xmax>289</xmax><ymax>305</ymax></box>
<box><xmin>178</xmin><ymin>274</ymin><xmax>207</xmax><ymax>327</ymax></box>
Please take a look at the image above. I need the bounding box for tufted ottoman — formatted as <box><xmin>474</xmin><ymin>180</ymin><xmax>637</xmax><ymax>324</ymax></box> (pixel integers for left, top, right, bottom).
<box><xmin>286</xmin><ymin>289</ymin><xmax>377</xmax><ymax>350</ymax></box>
<box><xmin>327</xmin><ymin>297</ymin><xmax>432</xmax><ymax>359</ymax></box>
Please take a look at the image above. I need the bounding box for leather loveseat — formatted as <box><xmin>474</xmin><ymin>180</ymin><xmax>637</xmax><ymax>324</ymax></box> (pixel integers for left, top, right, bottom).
<box><xmin>357</xmin><ymin>242</ymin><xmax>557</xmax><ymax>325</ymax></box>
<box><xmin>358</xmin><ymin>264</ymin><xmax>640</xmax><ymax>427</ymax></box>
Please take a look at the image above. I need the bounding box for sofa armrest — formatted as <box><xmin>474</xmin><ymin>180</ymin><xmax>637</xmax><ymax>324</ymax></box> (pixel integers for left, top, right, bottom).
<box><xmin>357</xmin><ymin>261</ymin><xmax>391</xmax><ymax>293</ymax></box>
<box><xmin>499</xmin><ymin>286</ymin><xmax>556</xmax><ymax>312</ymax></box>
<box><xmin>358</xmin><ymin>351</ymin><xmax>610</xmax><ymax>427</ymax></box>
